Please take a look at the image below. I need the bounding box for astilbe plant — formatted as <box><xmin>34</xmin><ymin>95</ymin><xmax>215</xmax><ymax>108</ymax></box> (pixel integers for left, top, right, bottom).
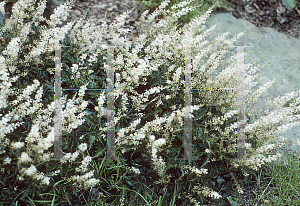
<box><xmin>1</xmin><ymin>0</ymin><xmax>300</xmax><ymax>205</ymax></box>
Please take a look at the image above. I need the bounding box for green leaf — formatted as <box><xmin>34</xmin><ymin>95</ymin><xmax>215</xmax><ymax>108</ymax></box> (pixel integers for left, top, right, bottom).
<box><xmin>226</xmin><ymin>196</ymin><xmax>239</xmax><ymax>206</ymax></box>
<box><xmin>89</xmin><ymin>135</ymin><xmax>96</xmax><ymax>149</ymax></box>
<box><xmin>282</xmin><ymin>0</ymin><xmax>296</xmax><ymax>9</ymax></box>
<box><xmin>5</xmin><ymin>0</ymin><xmax>18</xmax><ymax>3</ymax></box>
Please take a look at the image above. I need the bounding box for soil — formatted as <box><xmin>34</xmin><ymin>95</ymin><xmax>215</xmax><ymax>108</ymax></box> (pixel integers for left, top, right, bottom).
<box><xmin>220</xmin><ymin>0</ymin><xmax>300</xmax><ymax>39</ymax></box>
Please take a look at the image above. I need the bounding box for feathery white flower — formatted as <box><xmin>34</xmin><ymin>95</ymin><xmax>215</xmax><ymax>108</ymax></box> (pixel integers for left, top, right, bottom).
<box><xmin>78</xmin><ymin>143</ymin><xmax>87</xmax><ymax>152</ymax></box>
<box><xmin>11</xmin><ymin>141</ymin><xmax>24</xmax><ymax>149</ymax></box>
<box><xmin>41</xmin><ymin>177</ymin><xmax>50</xmax><ymax>185</ymax></box>
<box><xmin>149</xmin><ymin>135</ymin><xmax>156</xmax><ymax>142</ymax></box>
<box><xmin>3</xmin><ymin>157</ymin><xmax>11</xmax><ymax>165</ymax></box>
<box><xmin>19</xmin><ymin>152</ymin><xmax>32</xmax><ymax>163</ymax></box>
<box><xmin>130</xmin><ymin>166</ymin><xmax>141</xmax><ymax>174</ymax></box>
<box><xmin>205</xmin><ymin>149</ymin><xmax>211</xmax><ymax>154</ymax></box>
<box><xmin>24</xmin><ymin>165</ymin><xmax>37</xmax><ymax>176</ymax></box>
<box><xmin>153</xmin><ymin>138</ymin><xmax>166</xmax><ymax>148</ymax></box>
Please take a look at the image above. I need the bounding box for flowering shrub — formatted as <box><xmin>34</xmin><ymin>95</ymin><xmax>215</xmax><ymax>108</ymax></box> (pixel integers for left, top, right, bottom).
<box><xmin>1</xmin><ymin>0</ymin><xmax>300</xmax><ymax>205</ymax></box>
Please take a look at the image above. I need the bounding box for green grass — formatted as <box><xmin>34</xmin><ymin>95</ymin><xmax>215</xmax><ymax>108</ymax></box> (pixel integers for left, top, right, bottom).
<box><xmin>229</xmin><ymin>145</ymin><xmax>300</xmax><ymax>206</ymax></box>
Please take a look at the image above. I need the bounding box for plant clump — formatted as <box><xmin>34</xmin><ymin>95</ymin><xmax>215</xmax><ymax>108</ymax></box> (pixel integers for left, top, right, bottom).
<box><xmin>1</xmin><ymin>0</ymin><xmax>300</xmax><ymax>205</ymax></box>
